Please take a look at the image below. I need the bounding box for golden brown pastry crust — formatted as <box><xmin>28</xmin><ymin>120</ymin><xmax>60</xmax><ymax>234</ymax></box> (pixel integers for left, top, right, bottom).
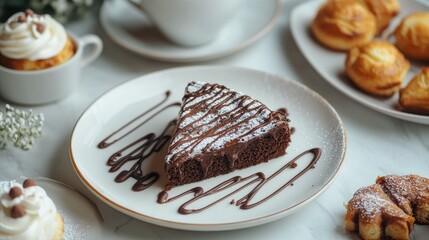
<box><xmin>377</xmin><ymin>175</ymin><xmax>429</xmax><ymax>224</ymax></box>
<box><xmin>395</xmin><ymin>12</ymin><xmax>429</xmax><ymax>61</ymax></box>
<box><xmin>311</xmin><ymin>0</ymin><xmax>377</xmax><ymax>51</ymax></box>
<box><xmin>0</xmin><ymin>35</ymin><xmax>76</xmax><ymax>71</ymax></box>
<box><xmin>358</xmin><ymin>0</ymin><xmax>400</xmax><ymax>35</ymax></box>
<box><xmin>399</xmin><ymin>67</ymin><xmax>429</xmax><ymax>115</ymax></box>
<box><xmin>345</xmin><ymin>184</ymin><xmax>415</xmax><ymax>240</ymax></box>
<box><xmin>52</xmin><ymin>213</ymin><xmax>64</xmax><ymax>240</ymax></box>
<box><xmin>345</xmin><ymin>41</ymin><xmax>410</xmax><ymax>97</ymax></box>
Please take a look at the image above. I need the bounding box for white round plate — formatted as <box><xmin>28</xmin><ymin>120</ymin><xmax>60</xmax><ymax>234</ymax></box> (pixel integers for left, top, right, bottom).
<box><xmin>290</xmin><ymin>0</ymin><xmax>429</xmax><ymax>125</ymax></box>
<box><xmin>37</xmin><ymin>178</ymin><xmax>103</xmax><ymax>239</ymax></box>
<box><xmin>70</xmin><ymin>66</ymin><xmax>346</xmax><ymax>231</ymax></box>
<box><xmin>99</xmin><ymin>0</ymin><xmax>280</xmax><ymax>62</ymax></box>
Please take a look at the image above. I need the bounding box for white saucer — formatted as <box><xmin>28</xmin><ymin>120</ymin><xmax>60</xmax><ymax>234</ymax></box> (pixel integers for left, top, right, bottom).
<box><xmin>0</xmin><ymin>178</ymin><xmax>103</xmax><ymax>239</ymax></box>
<box><xmin>36</xmin><ymin>178</ymin><xmax>104</xmax><ymax>239</ymax></box>
<box><xmin>99</xmin><ymin>0</ymin><xmax>280</xmax><ymax>62</ymax></box>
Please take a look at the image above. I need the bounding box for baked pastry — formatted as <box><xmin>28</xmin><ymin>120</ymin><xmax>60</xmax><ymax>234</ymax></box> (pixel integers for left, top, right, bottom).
<box><xmin>164</xmin><ymin>82</ymin><xmax>291</xmax><ymax>189</ymax></box>
<box><xmin>399</xmin><ymin>67</ymin><xmax>429</xmax><ymax>115</ymax></box>
<box><xmin>0</xmin><ymin>179</ymin><xmax>64</xmax><ymax>239</ymax></box>
<box><xmin>358</xmin><ymin>0</ymin><xmax>400</xmax><ymax>35</ymax></box>
<box><xmin>311</xmin><ymin>0</ymin><xmax>377</xmax><ymax>51</ymax></box>
<box><xmin>345</xmin><ymin>174</ymin><xmax>429</xmax><ymax>239</ymax></box>
<box><xmin>395</xmin><ymin>12</ymin><xmax>429</xmax><ymax>61</ymax></box>
<box><xmin>345</xmin><ymin>184</ymin><xmax>415</xmax><ymax>240</ymax></box>
<box><xmin>345</xmin><ymin>41</ymin><xmax>410</xmax><ymax>97</ymax></box>
<box><xmin>377</xmin><ymin>175</ymin><xmax>429</xmax><ymax>224</ymax></box>
<box><xmin>0</xmin><ymin>9</ymin><xmax>76</xmax><ymax>70</ymax></box>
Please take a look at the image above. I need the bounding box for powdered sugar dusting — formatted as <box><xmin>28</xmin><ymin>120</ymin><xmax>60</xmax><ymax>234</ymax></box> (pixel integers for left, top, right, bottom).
<box><xmin>352</xmin><ymin>193</ymin><xmax>387</xmax><ymax>219</ymax></box>
<box><xmin>377</xmin><ymin>175</ymin><xmax>429</xmax><ymax>214</ymax></box>
<box><xmin>347</xmin><ymin>184</ymin><xmax>411</xmax><ymax>222</ymax></box>
<box><xmin>61</xmin><ymin>210</ymin><xmax>88</xmax><ymax>239</ymax></box>
<box><xmin>185</xmin><ymin>81</ymin><xmax>205</xmax><ymax>94</ymax></box>
<box><xmin>166</xmin><ymin>82</ymin><xmax>283</xmax><ymax>163</ymax></box>
<box><xmin>184</xmin><ymin>82</ymin><xmax>224</xmax><ymax>108</ymax></box>
<box><xmin>179</xmin><ymin>111</ymin><xmax>206</xmax><ymax>129</ymax></box>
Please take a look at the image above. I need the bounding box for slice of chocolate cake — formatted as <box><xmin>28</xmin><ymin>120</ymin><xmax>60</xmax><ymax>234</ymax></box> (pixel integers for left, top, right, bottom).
<box><xmin>165</xmin><ymin>82</ymin><xmax>291</xmax><ymax>189</ymax></box>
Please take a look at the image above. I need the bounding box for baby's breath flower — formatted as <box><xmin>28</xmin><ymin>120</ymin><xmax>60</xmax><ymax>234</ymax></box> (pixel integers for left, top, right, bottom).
<box><xmin>0</xmin><ymin>105</ymin><xmax>44</xmax><ymax>150</ymax></box>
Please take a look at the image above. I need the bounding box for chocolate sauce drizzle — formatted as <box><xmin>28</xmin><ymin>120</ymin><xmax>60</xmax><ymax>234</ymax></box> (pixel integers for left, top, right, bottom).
<box><xmin>97</xmin><ymin>91</ymin><xmax>180</xmax><ymax>191</ymax></box>
<box><xmin>158</xmin><ymin>148</ymin><xmax>322</xmax><ymax>214</ymax></box>
<box><xmin>98</xmin><ymin>91</ymin><xmax>174</xmax><ymax>149</ymax></box>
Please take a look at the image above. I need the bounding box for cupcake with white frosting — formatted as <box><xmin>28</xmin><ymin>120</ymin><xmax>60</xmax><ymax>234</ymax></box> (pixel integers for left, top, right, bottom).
<box><xmin>0</xmin><ymin>179</ymin><xmax>64</xmax><ymax>240</ymax></box>
<box><xmin>0</xmin><ymin>9</ymin><xmax>75</xmax><ymax>70</ymax></box>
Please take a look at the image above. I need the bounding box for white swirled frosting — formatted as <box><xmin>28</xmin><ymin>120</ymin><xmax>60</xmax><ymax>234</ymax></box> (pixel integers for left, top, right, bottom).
<box><xmin>0</xmin><ymin>11</ymin><xmax>67</xmax><ymax>60</ymax></box>
<box><xmin>0</xmin><ymin>181</ymin><xmax>58</xmax><ymax>240</ymax></box>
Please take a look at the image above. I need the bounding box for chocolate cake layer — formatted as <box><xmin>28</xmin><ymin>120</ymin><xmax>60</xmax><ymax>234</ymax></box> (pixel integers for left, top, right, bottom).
<box><xmin>164</xmin><ymin>82</ymin><xmax>291</xmax><ymax>189</ymax></box>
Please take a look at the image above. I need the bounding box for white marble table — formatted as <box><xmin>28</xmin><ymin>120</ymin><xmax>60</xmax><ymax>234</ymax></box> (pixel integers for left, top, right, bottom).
<box><xmin>1</xmin><ymin>0</ymin><xmax>429</xmax><ymax>239</ymax></box>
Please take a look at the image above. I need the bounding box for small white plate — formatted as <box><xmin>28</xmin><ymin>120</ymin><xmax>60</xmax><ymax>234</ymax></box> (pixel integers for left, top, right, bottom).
<box><xmin>0</xmin><ymin>178</ymin><xmax>104</xmax><ymax>239</ymax></box>
<box><xmin>70</xmin><ymin>66</ymin><xmax>346</xmax><ymax>231</ymax></box>
<box><xmin>36</xmin><ymin>178</ymin><xmax>104</xmax><ymax>239</ymax></box>
<box><xmin>99</xmin><ymin>0</ymin><xmax>280</xmax><ymax>62</ymax></box>
<box><xmin>36</xmin><ymin>178</ymin><xmax>102</xmax><ymax>240</ymax></box>
<box><xmin>290</xmin><ymin>0</ymin><xmax>429</xmax><ymax>125</ymax></box>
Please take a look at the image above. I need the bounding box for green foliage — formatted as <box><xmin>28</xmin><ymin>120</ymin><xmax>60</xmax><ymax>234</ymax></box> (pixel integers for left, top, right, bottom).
<box><xmin>0</xmin><ymin>0</ymin><xmax>94</xmax><ymax>23</ymax></box>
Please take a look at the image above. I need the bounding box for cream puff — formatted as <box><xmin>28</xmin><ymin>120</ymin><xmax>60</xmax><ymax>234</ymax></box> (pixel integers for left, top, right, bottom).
<box><xmin>395</xmin><ymin>12</ymin><xmax>429</xmax><ymax>61</ymax></box>
<box><xmin>311</xmin><ymin>0</ymin><xmax>377</xmax><ymax>51</ymax></box>
<box><xmin>358</xmin><ymin>0</ymin><xmax>400</xmax><ymax>35</ymax></box>
<box><xmin>345</xmin><ymin>41</ymin><xmax>410</xmax><ymax>97</ymax></box>
<box><xmin>399</xmin><ymin>67</ymin><xmax>429</xmax><ymax>115</ymax></box>
<box><xmin>0</xmin><ymin>9</ymin><xmax>76</xmax><ymax>70</ymax></box>
<box><xmin>0</xmin><ymin>179</ymin><xmax>64</xmax><ymax>240</ymax></box>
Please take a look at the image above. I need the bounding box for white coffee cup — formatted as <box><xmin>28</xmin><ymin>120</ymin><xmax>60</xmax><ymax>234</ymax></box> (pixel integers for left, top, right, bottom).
<box><xmin>127</xmin><ymin>0</ymin><xmax>244</xmax><ymax>47</ymax></box>
<box><xmin>0</xmin><ymin>33</ymin><xmax>103</xmax><ymax>105</ymax></box>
